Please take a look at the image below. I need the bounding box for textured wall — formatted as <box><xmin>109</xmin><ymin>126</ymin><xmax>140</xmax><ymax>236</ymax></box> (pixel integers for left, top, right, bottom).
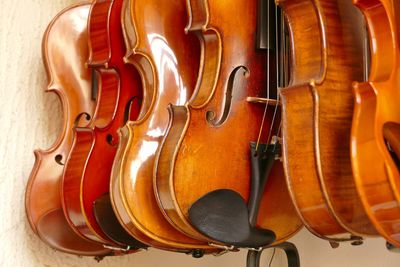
<box><xmin>0</xmin><ymin>0</ymin><xmax>399</xmax><ymax>266</ymax></box>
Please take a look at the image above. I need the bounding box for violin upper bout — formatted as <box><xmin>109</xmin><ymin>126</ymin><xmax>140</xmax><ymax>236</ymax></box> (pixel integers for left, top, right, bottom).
<box><xmin>278</xmin><ymin>0</ymin><xmax>325</xmax><ymax>86</ymax></box>
<box><xmin>188</xmin><ymin>27</ymin><xmax>221</xmax><ymax>108</ymax></box>
<box><xmin>121</xmin><ymin>0</ymin><xmax>137</xmax><ymax>61</ymax></box>
<box><xmin>87</xmin><ymin>0</ymin><xmax>113</xmax><ymax>66</ymax></box>
<box><xmin>353</xmin><ymin>0</ymin><xmax>393</xmax><ymax>82</ymax></box>
<box><xmin>123</xmin><ymin>53</ymin><xmax>155</xmax><ymax>123</ymax></box>
<box><xmin>185</xmin><ymin>0</ymin><xmax>209</xmax><ymax>32</ymax></box>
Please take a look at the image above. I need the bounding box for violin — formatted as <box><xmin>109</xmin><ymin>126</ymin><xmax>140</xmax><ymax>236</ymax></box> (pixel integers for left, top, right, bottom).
<box><xmin>279</xmin><ymin>0</ymin><xmax>376</xmax><ymax>243</ymax></box>
<box><xmin>25</xmin><ymin>3</ymin><xmax>110</xmax><ymax>256</ymax></box>
<box><xmin>61</xmin><ymin>0</ymin><xmax>143</xmax><ymax>248</ymax></box>
<box><xmin>109</xmin><ymin>0</ymin><xmax>213</xmax><ymax>253</ymax></box>
<box><xmin>310</xmin><ymin>0</ymin><xmax>377</xmax><ymax>239</ymax></box>
<box><xmin>351</xmin><ymin>0</ymin><xmax>400</xmax><ymax>247</ymax></box>
<box><xmin>154</xmin><ymin>0</ymin><xmax>302</xmax><ymax>245</ymax></box>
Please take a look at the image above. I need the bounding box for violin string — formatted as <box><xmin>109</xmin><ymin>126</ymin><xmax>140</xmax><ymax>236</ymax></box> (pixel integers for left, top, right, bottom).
<box><xmin>255</xmin><ymin>0</ymin><xmax>271</xmax><ymax>153</ymax></box>
<box><xmin>283</xmin><ymin>11</ymin><xmax>288</xmax><ymax>86</ymax></box>
<box><xmin>255</xmin><ymin>102</ymin><xmax>269</xmax><ymax>153</ymax></box>
<box><xmin>265</xmin><ymin>3</ymin><xmax>281</xmax><ymax>149</ymax></box>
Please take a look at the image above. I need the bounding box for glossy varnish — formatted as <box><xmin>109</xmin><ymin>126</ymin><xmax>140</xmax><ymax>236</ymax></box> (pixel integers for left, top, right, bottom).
<box><xmin>25</xmin><ymin>4</ymin><xmax>109</xmax><ymax>256</ymax></box>
<box><xmin>110</xmin><ymin>0</ymin><xmax>213</xmax><ymax>251</ymax></box>
<box><xmin>61</xmin><ymin>0</ymin><xmax>142</xmax><ymax>246</ymax></box>
<box><xmin>154</xmin><ymin>0</ymin><xmax>302</xmax><ymax>244</ymax></box>
<box><xmin>311</xmin><ymin>0</ymin><xmax>377</xmax><ymax>237</ymax></box>
<box><xmin>351</xmin><ymin>0</ymin><xmax>400</xmax><ymax>246</ymax></box>
<box><xmin>279</xmin><ymin>0</ymin><xmax>375</xmax><ymax>241</ymax></box>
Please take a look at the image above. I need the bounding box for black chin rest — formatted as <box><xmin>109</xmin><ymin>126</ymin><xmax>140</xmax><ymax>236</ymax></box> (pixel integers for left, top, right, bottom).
<box><xmin>93</xmin><ymin>194</ymin><xmax>147</xmax><ymax>249</ymax></box>
<box><xmin>189</xmin><ymin>189</ymin><xmax>275</xmax><ymax>248</ymax></box>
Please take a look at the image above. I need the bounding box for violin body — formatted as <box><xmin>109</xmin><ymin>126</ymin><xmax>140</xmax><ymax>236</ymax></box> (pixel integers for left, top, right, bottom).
<box><xmin>310</xmin><ymin>0</ymin><xmax>377</xmax><ymax>237</ymax></box>
<box><xmin>351</xmin><ymin>0</ymin><xmax>400</xmax><ymax>246</ymax></box>
<box><xmin>279</xmin><ymin>0</ymin><xmax>375</xmax><ymax>241</ymax></box>
<box><xmin>61</xmin><ymin>0</ymin><xmax>142</xmax><ymax>245</ymax></box>
<box><xmin>154</xmin><ymin>0</ymin><xmax>302</xmax><ymax>243</ymax></box>
<box><xmin>110</xmin><ymin>0</ymin><xmax>212</xmax><ymax>251</ymax></box>
<box><xmin>25</xmin><ymin>3</ymin><xmax>109</xmax><ymax>256</ymax></box>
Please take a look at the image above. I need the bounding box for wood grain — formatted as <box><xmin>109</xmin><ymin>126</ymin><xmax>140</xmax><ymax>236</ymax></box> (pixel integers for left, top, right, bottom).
<box><xmin>61</xmin><ymin>0</ymin><xmax>142</xmax><ymax>248</ymax></box>
<box><xmin>155</xmin><ymin>0</ymin><xmax>302</xmax><ymax>245</ymax></box>
<box><xmin>351</xmin><ymin>0</ymin><xmax>400</xmax><ymax>246</ymax></box>
<box><xmin>110</xmin><ymin>0</ymin><xmax>213</xmax><ymax>252</ymax></box>
<box><xmin>24</xmin><ymin>3</ymin><xmax>110</xmax><ymax>255</ymax></box>
<box><xmin>1</xmin><ymin>0</ymin><xmax>399</xmax><ymax>265</ymax></box>
<box><xmin>280</xmin><ymin>0</ymin><xmax>376</xmax><ymax>241</ymax></box>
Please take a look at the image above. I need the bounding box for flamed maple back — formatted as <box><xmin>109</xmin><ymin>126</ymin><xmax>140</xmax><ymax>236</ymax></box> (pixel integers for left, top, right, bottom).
<box><xmin>311</xmin><ymin>0</ymin><xmax>377</xmax><ymax>237</ymax></box>
<box><xmin>279</xmin><ymin>0</ymin><xmax>376</xmax><ymax>241</ymax></box>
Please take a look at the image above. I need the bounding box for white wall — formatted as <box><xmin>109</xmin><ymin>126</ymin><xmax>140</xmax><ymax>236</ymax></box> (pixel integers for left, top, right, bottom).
<box><xmin>0</xmin><ymin>0</ymin><xmax>399</xmax><ymax>266</ymax></box>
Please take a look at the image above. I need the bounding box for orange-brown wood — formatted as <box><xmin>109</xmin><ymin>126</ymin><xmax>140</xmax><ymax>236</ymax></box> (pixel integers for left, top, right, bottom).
<box><xmin>25</xmin><ymin>3</ymin><xmax>110</xmax><ymax>256</ymax></box>
<box><xmin>154</xmin><ymin>0</ymin><xmax>302</xmax><ymax>244</ymax></box>
<box><xmin>61</xmin><ymin>0</ymin><xmax>142</xmax><ymax>247</ymax></box>
<box><xmin>351</xmin><ymin>0</ymin><xmax>400</xmax><ymax>246</ymax></box>
<box><xmin>109</xmin><ymin>0</ymin><xmax>214</xmax><ymax>252</ymax></box>
<box><xmin>279</xmin><ymin>0</ymin><xmax>376</xmax><ymax>241</ymax></box>
<box><xmin>311</xmin><ymin>0</ymin><xmax>377</xmax><ymax>238</ymax></box>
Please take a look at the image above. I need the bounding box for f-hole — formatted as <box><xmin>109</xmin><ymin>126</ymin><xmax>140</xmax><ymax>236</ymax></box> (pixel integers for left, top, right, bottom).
<box><xmin>206</xmin><ymin>66</ymin><xmax>249</xmax><ymax>126</ymax></box>
<box><xmin>106</xmin><ymin>134</ymin><xmax>117</xmax><ymax>147</ymax></box>
<box><xmin>55</xmin><ymin>113</ymin><xmax>91</xmax><ymax>165</ymax></box>
<box><xmin>73</xmin><ymin>112</ymin><xmax>91</xmax><ymax>127</ymax></box>
<box><xmin>124</xmin><ymin>96</ymin><xmax>141</xmax><ymax>125</ymax></box>
<box><xmin>105</xmin><ymin>97</ymin><xmax>142</xmax><ymax>147</ymax></box>
<box><xmin>55</xmin><ymin>154</ymin><xmax>64</xmax><ymax>165</ymax></box>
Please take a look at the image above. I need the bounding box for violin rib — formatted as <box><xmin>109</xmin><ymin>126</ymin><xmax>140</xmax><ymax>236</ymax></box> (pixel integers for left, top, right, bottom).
<box><xmin>25</xmin><ymin>3</ymin><xmax>110</xmax><ymax>256</ymax></box>
<box><xmin>61</xmin><ymin>0</ymin><xmax>143</xmax><ymax>248</ymax></box>
<box><xmin>279</xmin><ymin>0</ymin><xmax>376</xmax><ymax>241</ymax></box>
<box><xmin>351</xmin><ymin>0</ymin><xmax>400</xmax><ymax>246</ymax></box>
<box><xmin>278</xmin><ymin>0</ymin><xmax>344</xmax><ymax>239</ymax></box>
<box><xmin>311</xmin><ymin>0</ymin><xmax>377</xmax><ymax>237</ymax></box>
<box><xmin>154</xmin><ymin>0</ymin><xmax>302</xmax><ymax>244</ymax></box>
<box><xmin>110</xmin><ymin>0</ymin><xmax>214</xmax><ymax>252</ymax></box>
